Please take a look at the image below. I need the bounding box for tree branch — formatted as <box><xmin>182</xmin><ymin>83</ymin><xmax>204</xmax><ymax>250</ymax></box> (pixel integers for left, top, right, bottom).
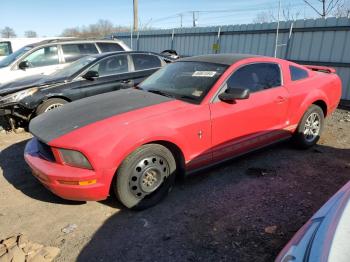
<box><xmin>304</xmin><ymin>0</ymin><xmax>324</xmax><ymax>16</ymax></box>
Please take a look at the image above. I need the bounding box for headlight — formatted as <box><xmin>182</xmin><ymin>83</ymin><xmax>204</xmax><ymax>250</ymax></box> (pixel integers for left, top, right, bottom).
<box><xmin>58</xmin><ymin>149</ymin><xmax>93</xmax><ymax>170</ymax></box>
<box><xmin>0</xmin><ymin>87</ymin><xmax>38</xmax><ymax>104</ymax></box>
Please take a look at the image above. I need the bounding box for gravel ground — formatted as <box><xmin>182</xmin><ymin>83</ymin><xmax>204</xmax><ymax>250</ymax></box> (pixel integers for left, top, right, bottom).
<box><xmin>0</xmin><ymin>109</ymin><xmax>349</xmax><ymax>262</ymax></box>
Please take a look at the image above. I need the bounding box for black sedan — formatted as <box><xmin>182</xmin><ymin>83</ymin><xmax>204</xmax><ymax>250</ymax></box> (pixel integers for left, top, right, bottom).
<box><xmin>0</xmin><ymin>51</ymin><xmax>172</xmax><ymax>129</ymax></box>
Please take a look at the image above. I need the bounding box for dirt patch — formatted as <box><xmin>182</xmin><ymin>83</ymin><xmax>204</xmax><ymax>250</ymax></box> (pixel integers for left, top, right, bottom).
<box><xmin>0</xmin><ymin>109</ymin><xmax>349</xmax><ymax>262</ymax></box>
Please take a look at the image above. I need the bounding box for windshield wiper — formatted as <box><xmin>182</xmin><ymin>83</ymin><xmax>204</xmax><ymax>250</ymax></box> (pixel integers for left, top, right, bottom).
<box><xmin>178</xmin><ymin>95</ymin><xmax>197</xmax><ymax>101</ymax></box>
<box><xmin>147</xmin><ymin>89</ymin><xmax>175</xmax><ymax>98</ymax></box>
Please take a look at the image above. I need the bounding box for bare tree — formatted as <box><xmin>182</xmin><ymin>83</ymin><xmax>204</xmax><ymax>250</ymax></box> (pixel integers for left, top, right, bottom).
<box><xmin>61</xmin><ymin>27</ymin><xmax>81</xmax><ymax>37</ymax></box>
<box><xmin>282</xmin><ymin>3</ymin><xmax>302</xmax><ymax>21</ymax></box>
<box><xmin>96</xmin><ymin>19</ymin><xmax>115</xmax><ymax>36</ymax></box>
<box><xmin>1</xmin><ymin>27</ymin><xmax>16</xmax><ymax>38</ymax></box>
<box><xmin>253</xmin><ymin>11</ymin><xmax>272</xmax><ymax>23</ymax></box>
<box><xmin>304</xmin><ymin>0</ymin><xmax>343</xmax><ymax>17</ymax></box>
<box><xmin>253</xmin><ymin>3</ymin><xmax>301</xmax><ymax>23</ymax></box>
<box><xmin>332</xmin><ymin>0</ymin><xmax>350</xmax><ymax>17</ymax></box>
<box><xmin>24</xmin><ymin>30</ymin><xmax>38</xmax><ymax>38</ymax></box>
<box><xmin>61</xmin><ymin>20</ymin><xmax>129</xmax><ymax>38</ymax></box>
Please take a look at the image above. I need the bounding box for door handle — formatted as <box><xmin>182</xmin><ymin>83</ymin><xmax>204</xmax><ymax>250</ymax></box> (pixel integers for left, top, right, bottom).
<box><xmin>275</xmin><ymin>96</ymin><xmax>287</xmax><ymax>103</ymax></box>
<box><xmin>121</xmin><ymin>80</ymin><xmax>132</xmax><ymax>84</ymax></box>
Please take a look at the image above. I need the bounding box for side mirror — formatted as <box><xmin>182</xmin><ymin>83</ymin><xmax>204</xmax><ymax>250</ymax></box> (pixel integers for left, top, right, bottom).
<box><xmin>82</xmin><ymin>70</ymin><xmax>99</xmax><ymax>81</ymax></box>
<box><xmin>18</xmin><ymin>61</ymin><xmax>29</xmax><ymax>70</ymax></box>
<box><xmin>218</xmin><ymin>88</ymin><xmax>250</xmax><ymax>102</ymax></box>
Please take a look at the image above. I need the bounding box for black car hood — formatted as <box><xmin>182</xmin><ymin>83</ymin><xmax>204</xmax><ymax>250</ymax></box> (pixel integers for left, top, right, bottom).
<box><xmin>0</xmin><ymin>74</ymin><xmax>67</xmax><ymax>96</ymax></box>
<box><xmin>29</xmin><ymin>88</ymin><xmax>174</xmax><ymax>143</ymax></box>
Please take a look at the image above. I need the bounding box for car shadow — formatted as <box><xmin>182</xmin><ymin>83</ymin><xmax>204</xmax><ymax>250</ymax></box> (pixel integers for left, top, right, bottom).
<box><xmin>76</xmin><ymin>144</ymin><xmax>350</xmax><ymax>262</ymax></box>
<box><xmin>0</xmin><ymin>139</ymin><xmax>84</xmax><ymax>205</ymax></box>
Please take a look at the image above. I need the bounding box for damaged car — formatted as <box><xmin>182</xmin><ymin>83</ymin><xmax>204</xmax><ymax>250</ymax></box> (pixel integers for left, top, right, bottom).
<box><xmin>0</xmin><ymin>51</ymin><xmax>172</xmax><ymax>129</ymax></box>
<box><xmin>24</xmin><ymin>54</ymin><xmax>342</xmax><ymax>210</ymax></box>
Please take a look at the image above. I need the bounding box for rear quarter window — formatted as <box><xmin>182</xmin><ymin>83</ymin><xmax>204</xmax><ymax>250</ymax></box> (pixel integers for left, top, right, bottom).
<box><xmin>62</xmin><ymin>43</ymin><xmax>99</xmax><ymax>63</ymax></box>
<box><xmin>132</xmin><ymin>54</ymin><xmax>161</xmax><ymax>71</ymax></box>
<box><xmin>97</xmin><ymin>42</ymin><xmax>124</xmax><ymax>52</ymax></box>
<box><xmin>290</xmin><ymin>65</ymin><xmax>309</xmax><ymax>81</ymax></box>
<box><xmin>0</xmin><ymin>41</ymin><xmax>12</xmax><ymax>56</ymax></box>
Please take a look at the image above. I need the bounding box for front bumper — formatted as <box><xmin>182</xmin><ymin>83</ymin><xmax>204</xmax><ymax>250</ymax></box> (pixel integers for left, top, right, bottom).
<box><xmin>24</xmin><ymin>138</ymin><xmax>112</xmax><ymax>201</ymax></box>
<box><xmin>0</xmin><ymin>104</ymin><xmax>32</xmax><ymax>130</ymax></box>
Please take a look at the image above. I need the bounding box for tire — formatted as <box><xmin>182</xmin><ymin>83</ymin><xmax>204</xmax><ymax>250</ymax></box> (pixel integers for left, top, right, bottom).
<box><xmin>36</xmin><ymin>98</ymin><xmax>68</xmax><ymax>115</ymax></box>
<box><xmin>114</xmin><ymin>144</ymin><xmax>177</xmax><ymax>210</ymax></box>
<box><xmin>292</xmin><ymin>105</ymin><xmax>324</xmax><ymax>149</ymax></box>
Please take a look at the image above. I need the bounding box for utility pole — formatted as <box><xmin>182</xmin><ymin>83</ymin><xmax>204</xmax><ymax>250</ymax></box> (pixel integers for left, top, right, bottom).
<box><xmin>192</xmin><ymin>11</ymin><xmax>196</xmax><ymax>27</ymax></box>
<box><xmin>133</xmin><ymin>0</ymin><xmax>138</xmax><ymax>31</ymax></box>
<box><xmin>180</xmin><ymin>14</ymin><xmax>183</xmax><ymax>28</ymax></box>
<box><xmin>322</xmin><ymin>0</ymin><xmax>326</xmax><ymax>18</ymax></box>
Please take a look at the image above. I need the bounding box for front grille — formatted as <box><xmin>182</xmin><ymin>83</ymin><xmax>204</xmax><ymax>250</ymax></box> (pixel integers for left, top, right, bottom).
<box><xmin>37</xmin><ymin>139</ymin><xmax>55</xmax><ymax>162</ymax></box>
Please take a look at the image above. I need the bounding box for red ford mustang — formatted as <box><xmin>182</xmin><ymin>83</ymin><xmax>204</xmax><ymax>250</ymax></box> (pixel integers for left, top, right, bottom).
<box><xmin>24</xmin><ymin>54</ymin><xmax>342</xmax><ymax>209</ymax></box>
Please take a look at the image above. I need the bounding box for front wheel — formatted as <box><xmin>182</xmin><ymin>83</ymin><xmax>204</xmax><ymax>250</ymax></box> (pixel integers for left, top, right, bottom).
<box><xmin>114</xmin><ymin>144</ymin><xmax>177</xmax><ymax>210</ymax></box>
<box><xmin>36</xmin><ymin>98</ymin><xmax>68</xmax><ymax>115</ymax></box>
<box><xmin>292</xmin><ymin>105</ymin><xmax>324</xmax><ymax>149</ymax></box>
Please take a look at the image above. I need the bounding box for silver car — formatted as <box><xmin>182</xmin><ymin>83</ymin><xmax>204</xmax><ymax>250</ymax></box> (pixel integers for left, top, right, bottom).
<box><xmin>276</xmin><ymin>181</ymin><xmax>350</xmax><ymax>262</ymax></box>
<box><xmin>0</xmin><ymin>38</ymin><xmax>131</xmax><ymax>86</ymax></box>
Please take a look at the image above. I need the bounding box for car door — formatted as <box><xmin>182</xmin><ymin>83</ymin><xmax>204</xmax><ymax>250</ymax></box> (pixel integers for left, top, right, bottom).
<box><xmin>129</xmin><ymin>53</ymin><xmax>164</xmax><ymax>86</ymax></box>
<box><xmin>209</xmin><ymin>62</ymin><xmax>290</xmax><ymax>162</ymax></box>
<box><xmin>15</xmin><ymin>45</ymin><xmax>61</xmax><ymax>77</ymax></box>
<box><xmin>76</xmin><ymin>54</ymin><xmax>134</xmax><ymax>98</ymax></box>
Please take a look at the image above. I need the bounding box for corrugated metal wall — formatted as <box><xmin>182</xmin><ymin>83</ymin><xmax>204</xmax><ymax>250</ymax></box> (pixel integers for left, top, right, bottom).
<box><xmin>113</xmin><ymin>17</ymin><xmax>350</xmax><ymax>100</ymax></box>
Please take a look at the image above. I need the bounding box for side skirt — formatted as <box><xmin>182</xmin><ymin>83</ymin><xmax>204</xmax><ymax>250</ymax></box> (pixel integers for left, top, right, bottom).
<box><xmin>186</xmin><ymin>135</ymin><xmax>292</xmax><ymax>176</ymax></box>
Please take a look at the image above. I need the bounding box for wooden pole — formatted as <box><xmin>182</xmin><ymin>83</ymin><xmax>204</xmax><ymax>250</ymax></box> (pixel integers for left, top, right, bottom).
<box><xmin>133</xmin><ymin>0</ymin><xmax>138</xmax><ymax>31</ymax></box>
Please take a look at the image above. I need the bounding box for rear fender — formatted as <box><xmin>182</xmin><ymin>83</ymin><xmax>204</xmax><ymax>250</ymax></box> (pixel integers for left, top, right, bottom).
<box><xmin>292</xmin><ymin>89</ymin><xmax>329</xmax><ymax>125</ymax></box>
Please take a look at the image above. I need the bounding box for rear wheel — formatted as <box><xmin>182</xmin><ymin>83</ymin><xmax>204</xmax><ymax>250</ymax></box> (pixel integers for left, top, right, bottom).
<box><xmin>293</xmin><ymin>105</ymin><xmax>324</xmax><ymax>149</ymax></box>
<box><xmin>114</xmin><ymin>144</ymin><xmax>177</xmax><ymax>210</ymax></box>
<box><xmin>36</xmin><ymin>98</ymin><xmax>68</xmax><ymax>115</ymax></box>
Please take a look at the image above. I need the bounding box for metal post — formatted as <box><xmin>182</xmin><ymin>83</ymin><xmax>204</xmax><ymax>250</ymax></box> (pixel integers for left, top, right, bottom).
<box><xmin>136</xmin><ymin>31</ymin><xmax>140</xmax><ymax>51</ymax></box>
<box><xmin>192</xmin><ymin>11</ymin><xmax>196</xmax><ymax>27</ymax></box>
<box><xmin>284</xmin><ymin>22</ymin><xmax>294</xmax><ymax>59</ymax></box>
<box><xmin>274</xmin><ymin>0</ymin><xmax>281</xmax><ymax>58</ymax></box>
<box><xmin>130</xmin><ymin>26</ymin><xmax>133</xmax><ymax>50</ymax></box>
<box><xmin>171</xmin><ymin>29</ymin><xmax>175</xmax><ymax>50</ymax></box>
<box><xmin>215</xmin><ymin>27</ymin><xmax>221</xmax><ymax>54</ymax></box>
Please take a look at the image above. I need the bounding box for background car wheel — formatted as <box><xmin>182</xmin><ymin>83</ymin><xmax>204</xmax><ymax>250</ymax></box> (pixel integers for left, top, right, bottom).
<box><xmin>114</xmin><ymin>144</ymin><xmax>177</xmax><ymax>210</ymax></box>
<box><xmin>36</xmin><ymin>98</ymin><xmax>68</xmax><ymax>115</ymax></box>
<box><xmin>293</xmin><ymin>104</ymin><xmax>324</xmax><ymax>149</ymax></box>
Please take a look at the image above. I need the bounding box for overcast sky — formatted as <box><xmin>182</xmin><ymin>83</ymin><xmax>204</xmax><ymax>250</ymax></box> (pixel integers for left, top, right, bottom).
<box><xmin>1</xmin><ymin>0</ymin><xmax>322</xmax><ymax>37</ymax></box>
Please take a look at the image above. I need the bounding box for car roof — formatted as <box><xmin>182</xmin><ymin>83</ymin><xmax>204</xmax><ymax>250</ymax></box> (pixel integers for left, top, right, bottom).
<box><xmin>25</xmin><ymin>38</ymin><xmax>125</xmax><ymax>48</ymax></box>
<box><xmin>178</xmin><ymin>53</ymin><xmax>264</xmax><ymax>66</ymax></box>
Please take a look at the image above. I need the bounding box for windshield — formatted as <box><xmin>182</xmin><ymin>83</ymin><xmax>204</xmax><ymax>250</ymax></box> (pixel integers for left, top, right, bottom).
<box><xmin>49</xmin><ymin>56</ymin><xmax>97</xmax><ymax>79</ymax></box>
<box><xmin>139</xmin><ymin>61</ymin><xmax>228</xmax><ymax>104</ymax></box>
<box><xmin>0</xmin><ymin>46</ymin><xmax>33</xmax><ymax>68</ymax></box>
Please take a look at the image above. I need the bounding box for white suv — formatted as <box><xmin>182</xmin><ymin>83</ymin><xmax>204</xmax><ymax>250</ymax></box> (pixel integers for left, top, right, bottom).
<box><xmin>0</xmin><ymin>38</ymin><xmax>131</xmax><ymax>86</ymax></box>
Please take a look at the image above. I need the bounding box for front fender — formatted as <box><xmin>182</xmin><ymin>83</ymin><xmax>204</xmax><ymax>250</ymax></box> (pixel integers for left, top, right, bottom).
<box><xmin>109</xmin><ymin>127</ymin><xmax>188</xmax><ymax>171</ymax></box>
<box><xmin>19</xmin><ymin>93</ymin><xmax>46</xmax><ymax>110</ymax></box>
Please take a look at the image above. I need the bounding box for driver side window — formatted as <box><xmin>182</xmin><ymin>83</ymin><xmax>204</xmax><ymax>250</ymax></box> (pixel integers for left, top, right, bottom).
<box><xmin>227</xmin><ymin>63</ymin><xmax>281</xmax><ymax>92</ymax></box>
<box><xmin>23</xmin><ymin>45</ymin><xmax>59</xmax><ymax>68</ymax></box>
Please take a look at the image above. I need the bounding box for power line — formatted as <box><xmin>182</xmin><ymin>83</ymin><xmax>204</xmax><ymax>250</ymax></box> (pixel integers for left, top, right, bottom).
<box><xmin>148</xmin><ymin>2</ymin><xmax>308</xmax><ymax>29</ymax></box>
